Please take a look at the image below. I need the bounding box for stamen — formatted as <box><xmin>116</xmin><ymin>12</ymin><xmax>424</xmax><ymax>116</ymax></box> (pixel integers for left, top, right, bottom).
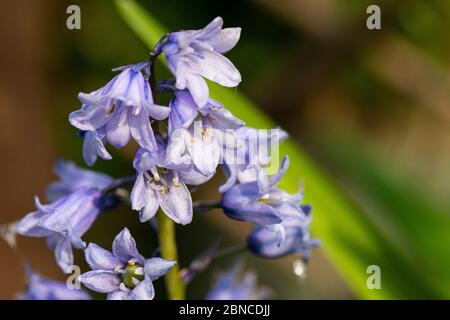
<box><xmin>151</xmin><ymin>168</ymin><xmax>160</xmax><ymax>181</ymax></box>
<box><xmin>135</xmin><ymin>267</ymin><xmax>144</xmax><ymax>276</ymax></box>
<box><xmin>159</xmin><ymin>186</ymin><xmax>169</xmax><ymax>194</ymax></box>
<box><xmin>173</xmin><ymin>177</ymin><xmax>181</xmax><ymax>187</ymax></box>
<box><xmin>119</xmin><ymin>282</ymin><xmax>130</xmax><ymax>292</ymax></box>
<box><xmin>131</xmin><ymin>278</ymin><xmax>141</xmax><ymax>286</ymax></box>
<box><xmin>201</xmin><ymin>127</ymin><xmax>210</xmax><ymax>138</ymax></box>
<box><xmin>143</xmin><ymin>171</ymin><xmax>152</xmax><ymax>181</ymax></box>
<box><xmin>261</xmin><ymin>194</ymin><xmax>270</xmax><ymax>200</ymax></box>
<box><xmin>106</xmin><ymin>104</ymin><xmax>116</xmax><ymax>117</ymax></box>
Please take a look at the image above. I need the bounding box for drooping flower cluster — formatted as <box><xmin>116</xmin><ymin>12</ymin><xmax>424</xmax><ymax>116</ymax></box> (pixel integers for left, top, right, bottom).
<box><xmin>162</xmin><ymin>17</ymin><xmax>241</xmax><ymax>107</ymax></box>
<box><xmin>220</xmin><ymin>151</ymin><xmax>319</xmax><ymax>260</ymax></box>
<box><xmin>11</xmin><ymin>17</ymin><xmax>318</xmax><ymax>300</ymax></box>
<box><xmin>69</xmin><ymin>64</ymin><xmax>170</xmax><ymax>165</ymax></box>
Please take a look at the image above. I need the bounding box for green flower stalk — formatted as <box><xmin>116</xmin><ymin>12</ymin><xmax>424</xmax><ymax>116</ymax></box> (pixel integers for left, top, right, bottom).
<box><xmin>157</xmin><ymin>211</ymin><xmax>185</xmax><ymax>299</ymax></box>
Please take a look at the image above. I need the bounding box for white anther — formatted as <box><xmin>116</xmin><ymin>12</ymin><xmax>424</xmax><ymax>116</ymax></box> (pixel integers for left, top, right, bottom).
<box><xmin>134</xmin><ymin>267</ymin><xmax>144</xmax><ymax>276</ymax></box>
<box><xmin>131</xmin><ymin>278</ymin><xmax>141</xmax><ymax>286</ymax></box>
<box><xmin>119</xmin><ymin>282</ymin><xmax>130</xmax><ymax>292</ymax></box>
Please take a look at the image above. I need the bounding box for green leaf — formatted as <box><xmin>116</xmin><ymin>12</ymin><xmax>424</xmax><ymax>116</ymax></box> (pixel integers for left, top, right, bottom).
<box><xmin>316</xmin><ymin>134</ymin><xmax>450</xmax><ymax>298</ymax></box>
<box><xmin>114</xmin><ymin>0</ymin><xmax>444</xmax><ymax>299</ymax></box>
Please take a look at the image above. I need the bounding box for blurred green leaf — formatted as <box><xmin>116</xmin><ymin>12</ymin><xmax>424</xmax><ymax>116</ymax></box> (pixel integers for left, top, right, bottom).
<box><xmin>316</xmin><ymin>134</ymin><xmax>450</xmax><ymax>298</ymax></box>
<box><xmin>114</xmin><ymin>0</ymin><xmax>445</xmax><ymax>299</ymax></box>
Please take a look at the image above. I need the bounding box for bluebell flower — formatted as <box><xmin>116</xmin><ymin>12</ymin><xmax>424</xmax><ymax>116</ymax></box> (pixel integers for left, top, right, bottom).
<box><xmin>166</xmin><ymin>90</ymin><xmax>245</xmax><ymax>179</ymax></box>
<box><xmin>219</xmin><ymin>127</ymin><xmax>288</xmax><ymax>193</ymax></box>
<box><xmin>247</xmin><ymin>206</ymin><xmax>320</xmax><ymax>260</ymax></box>
<box><xmin>16</xmin><ymin>161</ymin><xmax>117</xmax><ymax>273</ymax></box>
<box><xmin>168</xmin><ymin>90</ymin><xmax>244</xmax><ymax>133</ymax></box>
<box><xmin>162</xmin><ymin>17</ymin><xmax>241</xmax><ymax>107</ymax></box>
<box><xmin>165</xmin><ymin>129</ymin><xmax>217</xmax><ymax>185</ymax></box>
<box><xmin>46</xmin><ymin>159</ymin><xmax>114</xmax><ymax>202</ymax></box>
<box><xmin>69</xmin><ymin>64</ymin><xmax>170</xmax><ymax>165</ymax></box>
<box><xmin>220</xmin><ymin>156</ymin><xmax>306</xmax><ymax>225</ymax></box>
<box><xmin>19</xmin><ymin>268</ymin><xmax>91</xmax><ymax>300</ymax></box>
<box><xmin>130</xmin><ymin>147</ymin><xmax>193</xmax><ymax>224</ymax></box>
<box><xmin>16</xmin><ymin>188</ymin><xmax>102</xmax><ymax>273</ymax></box>
<box><xmin>79</xmin><ymin>228</ymin><xmax>175</xmax><ymax>300</ymax></box>
<box><xmin>206</xmin><ymin>262</ymin><xmax>270</xmax><ymax>300</ymax></box>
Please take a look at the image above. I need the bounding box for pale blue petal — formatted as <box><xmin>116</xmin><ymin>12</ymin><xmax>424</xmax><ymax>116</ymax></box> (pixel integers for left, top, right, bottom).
<box><xmin>79</xmin><ymin>270</ymin><xmax>121</xmax><ymax>293</ymax></box>
<box><xmin>106</xmin><ymin>106</ymin><xmax>131</xmax><ymax>148</ymax></box>
<box><xmin>269</xmin><ymin>156</ymin><xmax>289</xmax><ymax>186</ymax></box>
<box><xmin>196</xmin><ymin>17</ymin><xmax>223</xmax><ymax>40</ymax></box>
<box><xmin>189</xmin><ymin>47</ymin><xmax>241</xmax><ymax>87</ymax></box>
<box><xmin>168</xmin><ymin>91</ymin><xmax>198</xmax><ymax>132</ymax></box>
<box><xmin>247</xmin><ymin>216</ymin><xmax>318</xmax><ymax>259</ymax></box>
<box><xmin>144</xmin><ymin>258</ymin><xmax>176</xmax><ymax>281</ymax></box>
<box><xmin>69</xmin><ymin>104</ymin><xmax>108</xmax><ymax>131</ymax></box>
<box><xmin>128</xmin><ymin>278</ymin><xmax>155</xmax><ymax>300</ymax></box>
<box><xmin>184</xmin><ymin>72</ymin><xmax>209</xmax><ymax>107</ymax></box>
<box><xmin>15</xmin><ymin>210</ymin><xmax>51</xmax><ymax>237</ymax></box>
<box><xmin>53</xmin><ymin>158</ymin><xmax>113</xmax><ymax>188</ymax></box>
<box><xmin>221</xmin><ymin>181</ymin><xmax>282</xmax><ymax>225</ymax></box>
<box><xmin>218</xmin><ymin>164</ymin><xmax>237</xmax><ymax>193</ymax></box>
<box><xmin>145</xmin><ymin>103</ymin><xmax>171</xmax><ymax>120</ymax></box>
<box><xmin>132</xmin><ymin>147</ymin><xmax>160</xmax><ymax>172</ymax></box>
<box><xmin>54</xmin><ymin>238</ymin><xmax>74</xmax><ymax>274</ymax></box>
<box><xmin>107</xmin><ymin>290</ymin><xmax>129</xmax><ymax>300</ymax></box>
<box><xmin>85</xmin><ymin>243</ymin><xmax>122</xmax><ymax>271</ymax></box>
<box><xmin>160</xmin><ymin>177</ymin><xmax>193</xmax><ymax>225</ymax></box>
<box><xmin>106</xmin><ymin>68</ymin><xmax>145</xmax><ymax>108</ymax></box>
<box><xmin>222</xmin><ymin>201</ymin><xmax>281</xmax><ymax>225</ymax></box>
<box><xmin>47</xmin><ymin>159</ymin><xmax>113</xmax><ymax>201</ymax></box>
<box><xmin>204</xmin><ymin>28</ymin><xmax>241</xmax><ymax>54</ymax></box>
<box><xmin>202</xmin><ymin>104</ymin><xmax>245</xmax><ymax>130</ymax></box>
<box><xmin>82</xmin><ymin>130</ymin><xmax>112</xmax><ymax>166</ymax></box>
<box><xmin>130</xmin><ymin>173</ymin><xmax>146</xmax><ymax>211</ymax></box>
<box><xmin>66</xmin><ymin>229</ymin><xmax>86</xmax><ymax>249</ymax></box>
<box><xmin>164</xmin><ymin>129</ymin><xmax>192</xmax><ymax>170</ymax></box>
<box><xmin>112</xmin><ymin>228</ymin><xmax>144</xmax><ymax>262</ymax></box>
<box><xmin>129</xmin><ymin>109</ymin><xmax>157</xmax><ymax>151</ymax></box>
<box><xmin>140</xmin><ymin>188</ymin><xmax>159</xmax><ymax>222</ymax></box>
<box><xmin>271</xmin><ymin>202</ymin><xmax>304</xmax><ymax>219</ymax></box>
<box><xmin>188</xmin><ymin>124</ymin><xmax>220</xmax><ymax>176</ymax></box>
<box><xmin>39</xmin><ymin>187</ymin><xmax>99</xmax><ymax>234</ymax></box>
<box><xmin>178</xmin><ymin>166</ymin><xmax>214</xmax><ymax>186</ymax></box>
<box><xmin>46</xmin><ymin>233</ymin><xmax>63</xmax><ymax>250</ymax></box>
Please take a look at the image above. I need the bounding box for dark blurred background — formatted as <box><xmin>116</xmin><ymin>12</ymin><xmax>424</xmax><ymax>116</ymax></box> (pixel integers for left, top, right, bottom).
<box><xmin>0</xmin><ymin>0</ymin><xmax>449</xmax><ymax>299</ymax></box>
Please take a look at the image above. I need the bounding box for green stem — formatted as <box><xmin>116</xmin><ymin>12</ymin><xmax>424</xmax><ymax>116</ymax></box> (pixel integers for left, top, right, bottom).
<box><xmin>157</xmin><ymin>211</ymin><xmax>185</xmax><ymax>300</ymax></box>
